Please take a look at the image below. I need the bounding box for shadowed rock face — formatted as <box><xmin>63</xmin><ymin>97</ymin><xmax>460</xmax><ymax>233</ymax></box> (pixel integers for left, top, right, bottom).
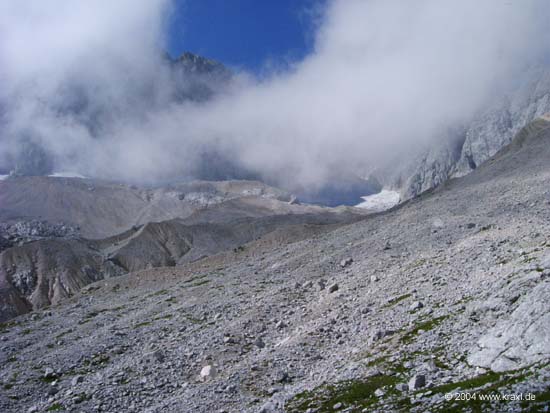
<box><xmin>0</xmin><ymin>239</ymin><xmax>103</xmax><ymax>321</ymax></box>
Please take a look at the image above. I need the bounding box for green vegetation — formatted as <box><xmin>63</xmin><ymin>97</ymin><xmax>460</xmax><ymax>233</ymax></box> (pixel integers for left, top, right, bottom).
<box><xmin>147</xmin><ymin>289</ymin><xmax>168</xmax><ymax>298</ymax></box>
<box><xmin>40</xmin><ymin>376</ymin><xmax>58</xmax><ymax>384</ymax></box>
<box><xmin>181</xmin><ymin>313</ymin><xmax>204</xmax><ymax>324</ymax></box>
<box><xmin>46</xmin><ymin>402</ymin><xmax>63</xmax><ymax>411</ymax></box>
<box><xmin>90</xmin><ymin>353</ymin><xmax>110</xmax><ymax>366</ymax></box>
<box><xmin>133</xmin><ymin>321</ymin><xmax>152</xmax><ymax>328</ymax></box>
<box><xmin>189</xmin><ymin>279</ymin><xmax>210</xmax><ymax>287</ymax></box>
<box><xmin>79</xmin><ymin>306</ymin><xmax>125</xmax><ymax>324</ymax></box>
<box><xmin>72</xmin><ymin>392</ymin><xmax>91</xmax><ymax>403</ymax></box>
<box><xmin>430</xmin><ymin>371</ymin><xmax>502</xmax><ymax>395</ymax></box>
<box><xmin>410</xmin><ymin>258</ymin><xmax>427</xmax><ymax>269</ymax></box>
<box><xmin>154</xmin><ymin>314</ymin><xmax>173</xmax><ymax>321</ymax></box>
<box><xmin>288</xmin><ymin>367</ymin><xmax>538</xmax><ymax>413</ymax></box>
<box><xmin>433</xmin><ymin>358</ymin><xmax>449</xmax><ymax>370</ymax></box>
<box><xmin>521</xmin><ymin>389</ymin><xmax>550</xmax><ymax>412</ymax></box>
<box><xmin>364</xmin><ymin>355</ymin><xmax>389</xmax><ymax>368</ymax></box>
<box><xmin>427</xmin><ymin>369</ymin><xmax>537</xmax><ymax>413</ymax></box>
<box><xmin>286</xmin><ymin>375</ymin><xmax>400</xmax><ymax>412</ymax></box>
<box><xmin>181</xmin><ymin>276</ymin><xmax>211</xmax><ymax>288</ymax></box>
<box><xmin>0</xmin><ymin>320</ymin><xmax>18</xmax><ymax>334</ymax></box>
<box><xmin>382</xmin><ymin>293</ymin><xmax>412</xmax><ymax>309</ymax></box>
<box><xmin>401</xmin><ymin>315</ymin><xmax>448</xmax><ymax>344</ymax></box>
<box><xmin>55</xmin><ymin>329</ymin><xmax>73</xmax><ymax>339</ymax></box>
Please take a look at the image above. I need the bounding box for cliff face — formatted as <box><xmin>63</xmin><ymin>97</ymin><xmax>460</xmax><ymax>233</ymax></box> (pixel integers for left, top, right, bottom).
<box><xmin>398</xmin><ymin>67</ymin><xmax>550</xmax><ymax>199</ymax></box>
<box><xmin>454</xmin><ymin>67</ymin><xmax>550</xmax><ymax>177</ymax></box>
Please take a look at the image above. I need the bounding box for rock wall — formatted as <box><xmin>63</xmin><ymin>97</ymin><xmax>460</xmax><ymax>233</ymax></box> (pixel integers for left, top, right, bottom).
<box><xmin>398</xmin><ymin>67</ymin><xmax>550</xmax><ymax>199</ymax></box>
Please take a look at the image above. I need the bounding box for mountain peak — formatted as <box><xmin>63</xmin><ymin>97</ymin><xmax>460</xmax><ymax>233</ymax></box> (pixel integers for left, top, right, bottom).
<box><xmin>172</xmin><ymin>51</ymin><xmax>227</xmax><ymax>75</ymax></box>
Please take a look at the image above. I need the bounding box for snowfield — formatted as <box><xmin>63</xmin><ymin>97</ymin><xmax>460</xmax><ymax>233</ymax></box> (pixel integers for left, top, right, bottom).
<box><xmin>48</xmin><ymin>172</ymin><xmax>87</xmax><ymax>178</ymax></box>
<box><xmin>356</xmin><ymin>189</ymin><xmax>400</xmax><ymax>212</ymax></box>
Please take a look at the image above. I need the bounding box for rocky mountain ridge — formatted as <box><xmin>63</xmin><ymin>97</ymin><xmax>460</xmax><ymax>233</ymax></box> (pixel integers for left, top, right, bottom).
<box><xmin>0</xmin><ymin>178</ymin><xmax>366</xmax><ymax>322</ymax></box>
<box><xmin>392</xmin><ymin>67</ymin><xmax>550</xmax><ymax>199</ymax></box>
<box><xmin>0</xmin><ymin>178</ymin><xmax>294</xmax><ymax>239</ymax></box>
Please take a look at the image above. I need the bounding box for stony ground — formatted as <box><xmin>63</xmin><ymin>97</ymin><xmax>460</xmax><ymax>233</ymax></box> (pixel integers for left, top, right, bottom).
<box><xmin>1</xmin><ymin>120</ymin><xmax>550</xmax><ymax>412</ymax></box>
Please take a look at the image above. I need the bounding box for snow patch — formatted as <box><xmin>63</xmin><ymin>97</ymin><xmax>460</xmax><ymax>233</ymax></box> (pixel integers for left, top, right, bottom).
<box><xmin>48</xmin><ymin>172</ymin><xmax>87</xmax><ymax>179</ymax></box>
<box><xmin>0</xmin><ymin>175</ymin><xmax>9</xmax><ymax>181</ymax></box>
<box><xmin>356</xmin><ymin>189</ymin><xmax>400</xmax><ymax>212</ymax></box>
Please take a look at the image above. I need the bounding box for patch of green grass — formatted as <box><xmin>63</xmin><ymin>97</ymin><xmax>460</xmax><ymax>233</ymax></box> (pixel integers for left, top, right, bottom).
<box><xmin>46</xmin><ymin>402</ymin><xmax>63</xmax><ymax>411</ymax></box>
<box><xmin>72</xmin><ymin>392</ymin><xmax>91</xmax><ymax>403</ymax></box>
<box><xmin>154</xmin><ymin>314</ymin><xmax>173</xmax><ymax>321</ymax></box>
<box><xmin>430</xmin><ymin>371</ymin><xmax>502</xmax><ymax>395</ymax></box>
<box><xmin>388</xmin><ymin>361</ymin><xmax>410</xmax><ymax>375</ymax></box>
<box><xmin>133</xmin><ymin>321</ymin><xmax>152</xmax><ymax>328</ymax></box>
<box><xmin>90</xmin><ymin>354</ymin><xmax>110</xmax><ymax>366</ymax></box>
<box><xmin>182</xmin><ymin>275</ymin><xmax>205</xmax><ymax>283</ymax></box>
<box><xmin>78</xmin><ymin>306</ymin><xmax>125</xmax><ymax>324</ymax></box>
<box><xmin>0</xmin><ymin>320</ymin><xmax>18</xmax><ymax>334</ymax></box>
<box><xmin>455</xmin><ymin>295</ymin><xmax>471</xmax><ymax>304</ymax></box>
<box><xmin>55</xmin><ymin>329</ymin><xmax>73</xmax><ymax>339</ymax></box>
<box><xmin>182</xmin><ymin>278</ymin><xmax>211</xmax><ymax>288</ymax></box>
<box><xmin>521</xmin><ymin>389</ymin><xmax>550</xmax><ymax>412</ymax></box>
<box><xmin>286</xmin><ymin>375</ymin><xmax>400</xmax><ymax>412</ymax></box>
<box><xmin>434</xmin><ymin>358</ymin><xmax>450</xmax><ymax>370</ymax></box>
<box><xmin>181</xmin><ymin>313</ymin><xmax>203</xmax><ymax>324</ymax></box>
<box><xmin>410</xmin><ymin>258</ymin><xmax>427</xmax><ymax>269</ymax></box>
<box><xmin>40</xmin><ymin>376</ymin><xmax>58</xmax><ymax>384</ymax></box>
<box><xmin>401</xmin><ymin>315</ymin><xmax>448</xmax><ymax>344</ymax></box>
<box><xmin>382</xmin><ymin>293</ymin><xmax>412</xmax><ymax>309</ymax></box>
<box><xmin>82</xmin><ymin>310</ymin><xmax>101</xmax><ymax>319</ymax></box>
<box><xmin>428</xmin><ymin>369</ymin><xmax>534</xmax><ymax>413</ymax></box>
<box><xmin>364</xmin><ymin>355</ymin><xmax>389</xmax><ymax>368</ymax></box>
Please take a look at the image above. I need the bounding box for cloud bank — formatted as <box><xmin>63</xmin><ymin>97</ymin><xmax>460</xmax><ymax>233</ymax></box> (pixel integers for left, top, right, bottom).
<box><xmin>1</xmin><ymin>0</ymin><xmax>549</xmax><ymax>191</ymax></box>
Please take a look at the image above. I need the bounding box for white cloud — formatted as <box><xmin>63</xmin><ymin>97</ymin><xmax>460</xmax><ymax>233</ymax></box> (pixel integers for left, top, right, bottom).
<box><xmin>1</xmin><ymin>0</ymin><xmax>549</xmax><ymax>190</ymax></box>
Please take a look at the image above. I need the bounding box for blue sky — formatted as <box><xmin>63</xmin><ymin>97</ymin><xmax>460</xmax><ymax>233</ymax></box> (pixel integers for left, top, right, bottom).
<box><xmin>167</xmin><ymin>0</ymin><xmax>325</xmax><ymax>72</ymax></box>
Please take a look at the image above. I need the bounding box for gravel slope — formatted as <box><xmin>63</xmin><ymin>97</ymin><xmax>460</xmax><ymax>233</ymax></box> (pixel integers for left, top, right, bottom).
<box><xmin>1</xmin><ymin>119</ymin><xmax>550</xmax><ymax>412</ymax></box>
